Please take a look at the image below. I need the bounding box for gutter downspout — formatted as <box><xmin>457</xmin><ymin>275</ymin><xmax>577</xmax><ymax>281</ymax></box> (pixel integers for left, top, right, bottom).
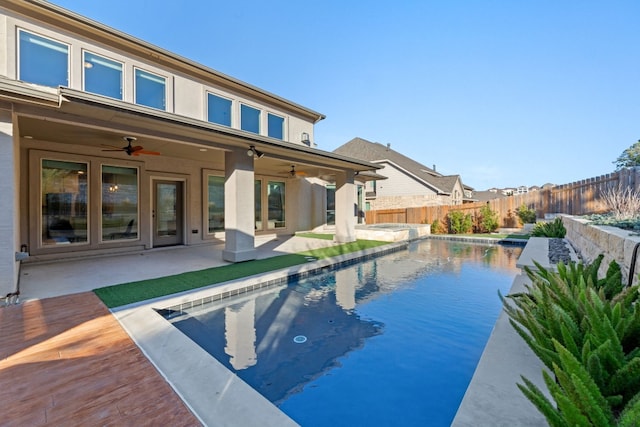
<box><xmin>6</xmin><ymin>249</ymin><xmax>29</xmax><ymax>305</ymax></box>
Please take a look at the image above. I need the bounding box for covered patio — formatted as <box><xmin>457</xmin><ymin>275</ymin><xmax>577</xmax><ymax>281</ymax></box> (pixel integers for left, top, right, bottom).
<box><xmin>1</xmin><ymin>80</ymin><xmax>381</xmax><ymax>297</ymax></box>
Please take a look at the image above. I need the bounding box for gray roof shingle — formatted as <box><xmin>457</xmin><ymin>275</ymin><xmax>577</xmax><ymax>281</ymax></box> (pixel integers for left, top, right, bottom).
<box><xmin>333</xmin><ymin>137</ymin><xmax>466</xmax><ymax>194</ymax></box>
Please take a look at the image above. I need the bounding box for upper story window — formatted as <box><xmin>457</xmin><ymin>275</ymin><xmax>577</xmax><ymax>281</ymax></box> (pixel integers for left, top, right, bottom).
<box><xmin>19</xmin><ymin>30</ymin><xmax>69</xmax><ymax>88</ymax></box>
<box><xmin>83</xmin><ymin>51</ymin><xmax>123</xmax><ymax>100</ymax></box>
<box><xmin>241</xmin><ymin>104</ymin><xmax>260</xmax><ymax>134</ymax></box>
<box><xmin>135</xmin><ymin>68</ymin><xmax>166</xmax><ymax>110</ymax></box>
<box><xmin>267</xmin><ymin>113</ymin><xmax>284</xmax><ymax>140</ymax></box>
<box><xmin>207</xmin><ymin>93</ymin><xmax>232</xmax><ymax>127</ymax></box>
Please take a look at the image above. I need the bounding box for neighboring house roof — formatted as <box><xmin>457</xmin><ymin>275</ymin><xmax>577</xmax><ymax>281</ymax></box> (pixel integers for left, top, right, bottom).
<box><xmin>473</xmin><ymin>190</ymin><xmax>508</xmax><ymax>202</ymax></box>
<box><xmin>333</xmin><ymin>137</ymin><xmax>467</xmax><ymax>195</ymax></box>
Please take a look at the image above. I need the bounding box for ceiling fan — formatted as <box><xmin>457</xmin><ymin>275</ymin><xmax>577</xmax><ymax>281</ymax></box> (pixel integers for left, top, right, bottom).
<box><xmin>102</xmin><ymin>136</ymin><xmax>160</xmax><ymax>156</ymax></box>
<box><xmin>282</xmin><ymin>165</ymin><xmax>308</xmax><ymax>178</ymax></box>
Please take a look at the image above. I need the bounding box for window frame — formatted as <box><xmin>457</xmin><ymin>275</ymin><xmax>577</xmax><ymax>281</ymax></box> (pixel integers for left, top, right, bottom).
<box><xmin>134</xmin><ymin>67</ymin><xmax>167</xmax><ymax>110</ymax></box>
<box><xmin>206</xmin><ymin>174</ymin><xmax>226</xmax><ymax>234</ymax></box>
<box><xmin>39</xmin><ymin>158</ymin><xmax>89</xmax><ymax>248</ymax></box>
<box><xmin>207</xmin><ymin>92</ymin><xmax>233</xmax><ymax>127</ymax></box>
<box><xmin>240</xmin><ymin>103</ymin><xmax>261</xmax><ymax>134</ymax></box>
<box><xmin>100</xmin><ymin>164</ymin><xmax>140</xmax><ymax>242</ymax></box>
<box><xmin>255</xmin><ymin>179</ymin><xmax>263</xmax><ymax>231</ymax></box>
<box><xmin>18</xmin><ymin>28</ymin><xmax>70</xmax><ymax>88</ymax></box>
<box><xmin>82</xmin><ymin>50</ymin><xmax>124</xmax><ymax>100</ymax></box>
<box><xmin>267</xmin><ymin>113</ymin><xmax>285</xmax><ymax>140</ymax></box>
<box><xmin>267</xmin><ymin>180</ymin><xmax>286</xmax><ymax>229</ymax></box>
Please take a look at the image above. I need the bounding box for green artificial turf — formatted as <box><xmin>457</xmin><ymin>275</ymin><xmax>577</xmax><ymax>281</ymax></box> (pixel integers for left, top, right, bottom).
<box><xmin>295</xmin><ymin>232</ymin><xmax>335</xmax><ymax>240</ymax></box>
<box><xmin>94</xmin><ymin>239</ymin><xmax>388</xmax><ymax>308</ymax></box>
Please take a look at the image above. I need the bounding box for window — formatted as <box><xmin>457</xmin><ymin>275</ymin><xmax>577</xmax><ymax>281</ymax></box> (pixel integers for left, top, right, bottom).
<box><xmin>101</xmin><ymin>166</ymin><xmax>138</xmax><ymax>241</ymax></box>
<box><xmin>357</xmin><ymin>185</ymin><xmax>364</xmax><ymax>224</ymax></box>
<box><xmin>19</xmin><ymin>30</ymin><xmax>68</xmax><ymax>88</ymax></box>
<box><xmin>267</xmin><ymin>181</ymin><xmax>285</xmax><ymax>229</ymax></box>
<box><xmin>326</xmin><ymin>184</ymin><xmax>335</xmax><ymax>226</ymax></box>
<box><xmin>207</xmin><ymin>176</ymin><xmax>225</xmax><ymax>232</ymax></box>
<box><xmin>41</xmin><ymin>160</ymin><xmax>88</xmax><ymax>246</ymax></box>
<box><xmin>255</xmin><ymin>180</ymin><xmax>262</xmax><ymax>230</ymax></box>
<box><xmin>207</xmin><ymin>93</ymin><xmax>232</xmax><ymax>126</ymax></box>
<box><xmin>241</xmin><ymin>104</ymin><xmax>260</xmax><ymax>134</ymax></box>
<box><xmin>83</xmin><ymin>52</ymin><xmax>123</xmax><ymax>99</ymax></box>
<box><xmin>267</xmin><ymin>113</ymin><xmax>284</xmax><ymax>140</ymax></box>
<box><xmin>135</xmin><ymin>68</ymin><xmax>166</xmax><ymax>110</ymax></box>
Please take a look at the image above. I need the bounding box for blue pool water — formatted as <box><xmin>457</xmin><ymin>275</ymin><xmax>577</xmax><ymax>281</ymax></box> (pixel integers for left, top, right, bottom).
<box><xmin>166</xmin><ymin>239</ymin><xmax>522</xmax><ymax>426</ymax></box>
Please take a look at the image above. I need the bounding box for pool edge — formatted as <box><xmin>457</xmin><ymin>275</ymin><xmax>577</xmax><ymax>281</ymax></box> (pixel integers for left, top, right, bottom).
<box><xmin>110</xmin><ymin>242</ymin><xmax>408</xmax><ymax>426</ymax></box>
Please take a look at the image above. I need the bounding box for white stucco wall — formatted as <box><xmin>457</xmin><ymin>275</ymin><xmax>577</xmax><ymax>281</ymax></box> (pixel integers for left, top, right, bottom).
<box><xmin>0</xmin><ymin>8</ymin><xmax>316</xmax><ymax>145</ymax></box>
<box><xmin>0</xmin><ymin>109</ymin><xmax>18</xmax><ymax>296</ymax></box>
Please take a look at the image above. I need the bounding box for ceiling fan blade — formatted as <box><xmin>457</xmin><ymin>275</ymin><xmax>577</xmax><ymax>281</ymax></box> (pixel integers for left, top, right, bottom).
<box><xmin>136</xmin><ymin>150</ymin><xmax>161</xmax><ymax>155</ymax></box>
<box><xmin>101</xmin><ymin>144</ymin><xmax>126</xmax><ymax>150</ymax></box>
<box><xmin>102</xmin><ymin>149</ymin><xmax>126</xmax><ymax>152</ymax></box>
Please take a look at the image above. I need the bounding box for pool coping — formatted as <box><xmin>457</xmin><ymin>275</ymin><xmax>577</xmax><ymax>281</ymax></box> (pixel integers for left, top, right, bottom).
<box><xmin>452</xmin><ymin>237</ymin><xmax>555</xmax><ymax>426</ymax></box>
<box><xmin>111</xmin><ymin>242</ymin><xmax>408</xmax><ymax>427</ymax></box>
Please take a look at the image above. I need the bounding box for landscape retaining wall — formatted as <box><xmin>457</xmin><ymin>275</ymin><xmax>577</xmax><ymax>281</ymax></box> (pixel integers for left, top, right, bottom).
<box><xmin>564</xmin><ymin>215</ymin><xmax>640</xmax><ymax>286</ymax></box>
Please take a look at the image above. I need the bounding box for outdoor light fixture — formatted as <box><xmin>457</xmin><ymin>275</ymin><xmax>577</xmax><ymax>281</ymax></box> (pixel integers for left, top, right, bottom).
<box><xmin>247</xmin><ymin>145</ymin><xmax>264</xmax><ymax>158</ymax></box>
<box><xmin>301</xmin><ymin>132</ymin><xmax>310</xmax><ymax>145</ymax></box>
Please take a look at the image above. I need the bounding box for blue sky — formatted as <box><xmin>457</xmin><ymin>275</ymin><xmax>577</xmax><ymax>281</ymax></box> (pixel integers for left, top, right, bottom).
<box><xmin>50</xmin><ymin>0</ymin><xmax>640</xmax><ymax>190</ymax></box>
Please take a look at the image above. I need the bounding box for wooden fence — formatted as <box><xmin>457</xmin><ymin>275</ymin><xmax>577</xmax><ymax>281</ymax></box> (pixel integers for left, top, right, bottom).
<box><xmin>364</xmin><ymin>167</ymin><xmax>640</xmax><ymax>228</ymax></box>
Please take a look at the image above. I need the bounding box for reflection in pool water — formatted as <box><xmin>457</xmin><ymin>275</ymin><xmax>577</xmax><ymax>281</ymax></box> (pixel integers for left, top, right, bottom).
<box><xmin>166</xmin><ymin>239</ymin><xmax>522</xmax><ymax>426</ymax></box>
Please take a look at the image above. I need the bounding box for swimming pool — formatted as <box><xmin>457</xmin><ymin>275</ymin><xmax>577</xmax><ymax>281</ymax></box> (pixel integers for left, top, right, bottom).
<box><xmin>164</xmin><ymin>239</ymin><xmax>522</xmax><ymax>426</ymax></box>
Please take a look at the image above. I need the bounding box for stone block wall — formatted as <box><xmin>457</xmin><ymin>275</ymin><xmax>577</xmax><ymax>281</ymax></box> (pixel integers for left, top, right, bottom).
<box><xmin>564</xmin><ymin>215</ymin><xmax>640</xmax><ymax>286</ymax></box>
<box><xmin>368</xmin><ymin>194</ymin><xmax>446</xmax><ymax>210</ymax></box>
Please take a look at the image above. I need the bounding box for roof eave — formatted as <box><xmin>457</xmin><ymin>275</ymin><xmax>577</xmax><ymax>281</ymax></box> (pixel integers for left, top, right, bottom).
<box><xmin>57</xmin><ymin>87</ymin><xmax>379</xmax><ymax>172</ymax></box>
<box><xmin>0</xmin><ymin>78</ymin><xmax>61</xmax><ymax>107</ymax></box>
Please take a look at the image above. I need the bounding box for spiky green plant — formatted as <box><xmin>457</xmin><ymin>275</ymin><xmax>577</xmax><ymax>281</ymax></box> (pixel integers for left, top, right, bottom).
<box><xmin>518</xmin><ymin>339</ymin><xmax>616</xmax><ymax>427</ymax></box>
<box><xmin>501</xmin><ymin>255</ymin><xmax>640</xmax><ymax>424</ymax></box>
<box><xmin>531</xmin><ymin>217</ymin><xmax>567</xmax><ymax>238</ymax></box>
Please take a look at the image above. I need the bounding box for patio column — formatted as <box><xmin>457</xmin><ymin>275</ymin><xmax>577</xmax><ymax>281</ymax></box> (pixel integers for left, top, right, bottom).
<box><xmin>0</xmin><ymin>109</ymin><xmax>19</xmax><ymax>296</ymax></box>
<box><xmin>223</xmin><ymin>147</ymin><xmax>257</xmax><ymax>262</ymax></box>
<box><xmin>335</xmin><ymin>169</ymin><xmax>356</xmax><ymax>243</ymax></box>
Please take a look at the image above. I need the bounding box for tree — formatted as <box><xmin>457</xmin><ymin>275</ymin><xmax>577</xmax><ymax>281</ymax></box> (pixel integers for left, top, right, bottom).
<box><xmin>614</xmin><ymin>140</ymin><xmax>640</xmax><ymax>170</ymax></box>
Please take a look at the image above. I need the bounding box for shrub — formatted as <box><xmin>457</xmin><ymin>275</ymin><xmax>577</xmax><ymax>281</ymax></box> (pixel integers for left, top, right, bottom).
<box><xmin>602</xmin><ymin>185</ymin><xmax>640</xmax><ymax>221</ymax></box>
<box><xmin>501</xmin><ymin>256</ymin><xmax>640</xmax><ymax>425</ymax></box>
<box><xmin>516</xmin><ymin>204</ymin><xmax>537</xmax><ymax>225</ymax></box>
<box><xmin>430</xmin><ymin>218</ymin><xmax>442</xmax><ymax>234</ymax></box>
<box><xmin>474</xmin><ymin>204</ymin><xmax>500</xmax><ymax>233</ymax></box>
<box><xmin>448</xmin><ymin>210</ymin><xmax>472</xmax><ymax>234</ymax></box>
<box><xmin>504</xmin><ymin>209</ymin><xmax>518</xmax><ymax>228</ymax></box>
<box><xmin>531</xmin><ymin>217</ymin><xmax>566</xmax><ymax>238</ymax></box>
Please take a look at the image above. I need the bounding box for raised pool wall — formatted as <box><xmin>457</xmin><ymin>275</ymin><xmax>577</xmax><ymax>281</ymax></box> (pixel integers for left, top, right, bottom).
<box><xmin>354</xmin><ymin>223</ymin><xmax>431</xmax><ymax>242</ymax></box>
<box><xmin>563</xmin><ymin>215</ymin><xmax>640</xmax><ymax>286</ymax></box>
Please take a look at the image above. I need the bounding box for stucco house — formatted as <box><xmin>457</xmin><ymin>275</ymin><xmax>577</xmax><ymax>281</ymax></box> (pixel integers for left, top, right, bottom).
<box><xmin>0</xmin><ymin>1</ymin><xmax>381</xmax><ymax>297</ymax></box>
<box><xmin>334</xmin><ymin>137</ymin><xmax>472</xmax><ymax>211</ymax></box>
